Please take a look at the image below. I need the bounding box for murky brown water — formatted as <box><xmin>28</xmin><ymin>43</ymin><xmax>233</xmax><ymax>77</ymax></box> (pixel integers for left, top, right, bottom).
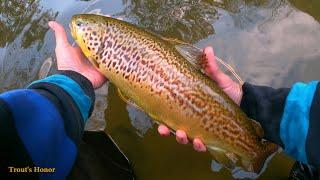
<box><xmin>1</xmin><ymin>0</ymin><xmax>320</xmax><ymax>179</ymax></box>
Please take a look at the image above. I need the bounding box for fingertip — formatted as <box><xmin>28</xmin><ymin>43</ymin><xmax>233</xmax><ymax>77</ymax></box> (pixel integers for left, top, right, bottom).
<box><xmin>176</xmin><ymin>130</ymin><xmax>188</xmax><ymax>144</ymax></box>
<box><xmin>48</xmin><ymin>21</ymin><xmax>55</xmax><ymax>29</ymax></box>
<box><xmin>50</xmin><ymin>21</ymin><xmax>69</xmax><ymax>48</ymax></box>
<box><xmin>193</xmin><ymin>138</ymin><xmax>207</xmax><ymax>152</ymax></box>
<box><xmin>204</xmin><ymin>46</ymin><xmax>215</xmax><ymax>60</ymax></box>
<box><xmin>158</xmin><ymin>125</ymin><xmax>170</xmax><ymax>136</ymax></box>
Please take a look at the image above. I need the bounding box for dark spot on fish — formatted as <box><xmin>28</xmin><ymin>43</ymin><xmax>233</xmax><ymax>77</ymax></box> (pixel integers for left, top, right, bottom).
<box><xmin>106</xmin><ymin>41</ymin><xmax>112</xmax><ymax>48</ymax></box>
<box><xmin>121</xmin><ymin>46</ymin><xmax>126</xmax><ymax>51</ymax></box>
<box><xmin>133</xmin><ymin>52</ymin><xmax>138</xmax><ymax>58</ymax></box>
<box><xmin>132</xmin><ymin>47</ymin><xmax>137</xmax><ymax>52</ymax></box>
<box><xmin>112</xmin><ymin>61</ymin><xmax>116</xmax><ymax>67</ymax></box>
<box><xmin>124</xmin><ymin>55</ymin><xmax>130</xmax><ymax>62</ymax></box>
<box><xmin>90</xmin><ymin>37</ymin><xmax>93</xmax><ymax>40</ymax></box>
<box><xmin>120</xmin><ymin>64</ymin><xmax>125</xmax><ymax>70</ymax></box>
<box><xmin>93</xmin><ymin>31</ymin><xmax>97</xmax><ymax>36</ymax></box>
<box><xmin>142</xmin><ymin>71</ymin><xmax>147</xmax><ymax>76</ymax></box>
<box><xmin>94</xmin><ymin>43</ymin><xmax>98</xmax><ymax>46</ymax></box>
<box><xmin>126</xmin><ymin>67</ymin><xmax>131</xmax><ymax>73</ymax></box>
<box><xmin>115</xmin><ymin>44</ymin><xmax>121</xmax><ymax>51</ymax></box>
<box><xmin>88</xmin><ymin>47</ymin><xmax>91</xmax><ymax>50</ymax></box>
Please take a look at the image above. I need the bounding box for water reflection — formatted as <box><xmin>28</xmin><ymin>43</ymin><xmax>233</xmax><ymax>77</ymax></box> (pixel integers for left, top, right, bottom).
<box><xmin>197</xmin><ymin>0</ymin><xmax>320</xmax><ymax>88</ymax></box>
<box><xmin>0</xmin><ymin>0</ymin><xmax>57</xmax><ymax>92</ymax></box>
<box><xmin>0</xmin><ymin>0</ymin><xmax>56</xmax><ymax>48</ymax></box>
<box><xmin>21</xmin><ymin>10</ymin><xmax>58</xmax><ymax>49</ymax></box>
<box><xmin>120</xmin><ymin>0</ymin><xmax>218</xmax><ymax>43</ymax></box>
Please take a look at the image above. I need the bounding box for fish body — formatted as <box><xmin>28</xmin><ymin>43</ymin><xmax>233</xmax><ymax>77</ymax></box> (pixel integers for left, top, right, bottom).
<box><xmin>70</xmin><ymin>14</ymin><xmax>277</xmax><ymax>174</ymax></box>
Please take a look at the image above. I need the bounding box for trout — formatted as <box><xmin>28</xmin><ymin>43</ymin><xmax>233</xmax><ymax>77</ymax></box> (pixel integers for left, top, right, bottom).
<box><xmin>70</xmin><ymin>14</ymin><xmax>278</xmax><ymax>175</ymax></box>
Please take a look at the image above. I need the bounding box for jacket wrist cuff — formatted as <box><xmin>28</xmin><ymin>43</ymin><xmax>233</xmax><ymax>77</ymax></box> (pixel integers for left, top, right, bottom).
<box><xmin>57</xmin><ymin>70</ymin><xmax>95</xmax><ymax>116</ymax></box>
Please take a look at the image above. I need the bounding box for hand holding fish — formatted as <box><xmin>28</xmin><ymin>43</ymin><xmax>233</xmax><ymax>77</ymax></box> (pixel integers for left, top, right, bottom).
<box><xmin>157</xmin><ymin>46</ymin><xmax>243</xmax><ymax>152</ymax></box>
<box><xmin>48</xmin><ymin>21</ymin><xmax>107</xmax><ymax>89</ymax></box>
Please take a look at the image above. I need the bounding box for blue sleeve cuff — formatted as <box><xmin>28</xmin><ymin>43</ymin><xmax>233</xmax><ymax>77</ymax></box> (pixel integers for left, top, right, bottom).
<box><xmin>280</xmin><ymin>81</ymin><xmax>319</xmax><ymax>164</ymax></box>
<box><xmin>28</xmin><ymin>75</ymin><xmax>91</xmax><ymax>121</ymax></box>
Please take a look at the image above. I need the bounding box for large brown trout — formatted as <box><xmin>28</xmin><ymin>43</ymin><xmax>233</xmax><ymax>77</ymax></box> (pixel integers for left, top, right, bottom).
<box><xmin>70</xmin><ymin>14</ymin><xmax>277</xmax><ymax>175</ymax></box>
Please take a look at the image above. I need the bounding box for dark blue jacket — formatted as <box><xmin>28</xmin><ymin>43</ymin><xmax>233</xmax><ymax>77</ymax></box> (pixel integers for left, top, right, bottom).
<box><xmin>0</xmin><ymin>71</ymin><xmax>95</xmax><ymax>179</ymax></box>
<box><xmin>0</xmin><ymin>71</ymin><xmax>134</xmax><ymax>180</ymax></box>
<box><xmin>241</xmin><ymin>81</ymin><xmax>320</xmax><ymax>167</ymax></box>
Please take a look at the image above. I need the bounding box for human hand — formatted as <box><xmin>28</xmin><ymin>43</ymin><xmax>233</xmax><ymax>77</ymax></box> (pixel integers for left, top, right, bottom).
<box><xmin>157</xmin><ymin>46</ymin><xmax>243</xmax><ymax>152</ymax></box>
<box><xmin>48</xmin><ymin>21</ymin><xmax>107</xmax><ymax>89</ymax></box>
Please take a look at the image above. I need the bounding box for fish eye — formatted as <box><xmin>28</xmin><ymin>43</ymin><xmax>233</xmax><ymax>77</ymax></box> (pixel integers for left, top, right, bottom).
<box><xmin>76</xmin><ymin>21</ymin><xmax>83</xmax><ymax>27</ymax></box>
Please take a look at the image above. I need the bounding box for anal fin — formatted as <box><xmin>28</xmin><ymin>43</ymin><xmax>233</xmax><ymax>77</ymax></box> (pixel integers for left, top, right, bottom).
<box><xmin>208</xmin><ymin>147</ymin><xmax>238</xmax><ymax>170</ymax></box>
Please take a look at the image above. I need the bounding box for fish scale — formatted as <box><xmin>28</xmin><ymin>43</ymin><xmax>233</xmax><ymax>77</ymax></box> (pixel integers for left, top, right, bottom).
<box><xmin>70</xmin><ymin>14</ymin><xmax>278</xmax><ymax>176</ymax></box>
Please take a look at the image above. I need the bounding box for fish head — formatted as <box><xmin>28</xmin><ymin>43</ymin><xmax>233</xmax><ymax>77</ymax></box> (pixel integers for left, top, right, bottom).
<box><xmin>70</xmin><ymin>14</ymin><xmax>111</xmax><ymax>65</ymax></box>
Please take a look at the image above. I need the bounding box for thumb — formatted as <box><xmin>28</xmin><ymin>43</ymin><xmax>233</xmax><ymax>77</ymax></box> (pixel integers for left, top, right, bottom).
<box><xmin>203</xmin><ymin>46</ymin><xmax>219</xmax><ymax>75</ymax></box>
<box><xmin>203</xmin><ymin>46</ymin><xmax>234</xmax><ymax>88</ymax></box>
<box><xmin>48</xmin><ymin>21</ymin><xmax>70</xmax><ymax>48</ymax></box>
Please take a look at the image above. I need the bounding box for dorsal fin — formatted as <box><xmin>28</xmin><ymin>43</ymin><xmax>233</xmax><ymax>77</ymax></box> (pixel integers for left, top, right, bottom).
<box><xmin>162</xmin><ymin>37</ymin><xmax>204</xmax><ymax>72</ymax></box>
<box><xmin>161</xmin><ymin>37</ymin><xmax>244</xmax><ymax>85</ymax></box>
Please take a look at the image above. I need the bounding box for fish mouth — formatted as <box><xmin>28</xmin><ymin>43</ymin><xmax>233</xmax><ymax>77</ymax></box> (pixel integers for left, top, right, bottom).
<box><xmin>69</xmin><ymin>22</ymin><xmax>77</xmax><ymax>41</ymax></box>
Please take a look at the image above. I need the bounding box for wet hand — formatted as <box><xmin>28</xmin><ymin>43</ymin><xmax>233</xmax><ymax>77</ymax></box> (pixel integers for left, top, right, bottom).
<box><xmin>157</xmin><ymin>46</ymin><xmax>243</xmax><ymax>152</ymax></box>
<box><xmin>48</xmin><ymin>21</ymin><xmax>107</xmax><ymax>89</ymax></box>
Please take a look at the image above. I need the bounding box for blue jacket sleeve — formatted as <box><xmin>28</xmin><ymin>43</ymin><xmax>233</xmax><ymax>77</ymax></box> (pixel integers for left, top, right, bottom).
<box><xmin>240</xmin><ymin>81</ymin><xmax>320</xmax><ymax>167</ymax></box>
<box><xmin>0</xmin><ymin>70</ymin><xmax>95</xmax><ymax>179</ymax></box>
